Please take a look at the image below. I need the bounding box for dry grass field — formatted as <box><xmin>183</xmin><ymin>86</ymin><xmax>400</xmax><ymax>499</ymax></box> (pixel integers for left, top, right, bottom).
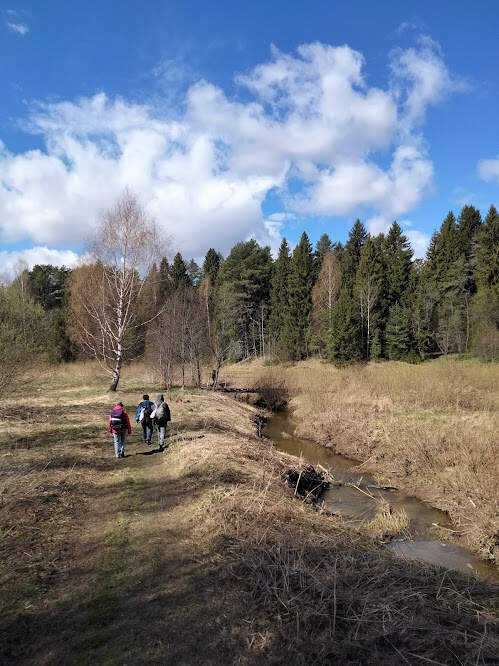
<box><xmin>0</xmin><ymin>362</ymin><xmax>498</xmax><ymax>664</ymax></box>
<box><xmin>224</xmin><ymin>357</ymin><xmax>499</xmax><ymax>563</ymax></box>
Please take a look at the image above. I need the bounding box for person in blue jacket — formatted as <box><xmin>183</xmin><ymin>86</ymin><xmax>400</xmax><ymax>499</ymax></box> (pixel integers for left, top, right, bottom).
<box><xmin>135</xmin><ymin>394</ymin><xmax>155</xmax><ymax>446</ymax></box>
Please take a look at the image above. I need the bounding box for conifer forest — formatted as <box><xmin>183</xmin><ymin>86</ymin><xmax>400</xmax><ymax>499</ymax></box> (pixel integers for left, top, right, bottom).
<box><xmin>1</xmin><ymin>197</ymin><xmax>498</xmax><ymax>391</ymax></box>
<box><xmin>0</xmin><ymin>197</ymin><xmax>499</xmax><ymax>386</ymax></box>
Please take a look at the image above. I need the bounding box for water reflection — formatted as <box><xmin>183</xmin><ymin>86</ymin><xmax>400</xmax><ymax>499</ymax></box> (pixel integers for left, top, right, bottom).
<box><xmin>266</xmin><ymin>412</ymin><xmax>498</xmax><ymax>581</ymax></box>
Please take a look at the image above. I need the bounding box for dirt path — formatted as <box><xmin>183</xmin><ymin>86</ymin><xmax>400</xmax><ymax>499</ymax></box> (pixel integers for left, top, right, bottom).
<box><xmin>0</xmin><ymin>381</ymin><xmax>254</xmax><ymax>665</ymax></box>
<box><xmin>14</xmin><ymin>439</ymin><xmax>239</xmax><ymax>665</ymax></box>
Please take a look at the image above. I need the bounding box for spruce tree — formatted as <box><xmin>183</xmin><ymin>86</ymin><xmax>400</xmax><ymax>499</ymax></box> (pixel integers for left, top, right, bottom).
<box><xmin>170</xmin><ymin>253</ymin><xmax>192</xmax><ymax>290</ymax></box>
<box><xmin>282</xmin><ymin>233</ymin><xmax>314</xmax><ymax>360</ymax></box>
<box><xmin>475</xmin><ymin>205</ymin><xmax>499</xmax><ymax>292</ymax></box>
<box><xmin>202</xmin><ymin>248</ymin><xmax>222</xmax><ymax>286</ymax></box>
<box><xmin>186</xmin><ymin>259</ymin><xmax>201</xmax><ymax>286</ymax></box>
<box><xmin>342</xmin><ymin>220</ymin><xmax>367</xmax><ymax>294</ymax></box>
<box><xmin>385</xmin><ymin>221</ymin><xmax>413</xmax><ymax>308</ymax></box>
<box><xmin>313</xmin><ymin>233</ymin><xmax>333</xmax><ymax>281</ymax></box>
<box><xmin>430</xmin><ymin>212</ymin><xmax>459</xmax><ymax>288</ymax></box>
<box><xmin>386</xmin><ymin>303</ymin><xmax>412</xmax><ymax>360</ymax></box>
<box><xmin>268</xmin><ymin>238</ymin><xmax>291</xmax><ymax>353</ymax></box>
<box><xmin>412</xmin><ymin>262</ymin><xmax>439</xmax><ymax>359</ymax></box>
<box><xmin>158</xmin><ymin>257</ymin><xmax>172</xmax><ymax>298</ymax></box>
<box><xmin>328</xmin><ymin>288</ymin><xmax>362</xmax><ymax>363</ymax></box>
<box><xmin>457</xmin><ymin>205</ymin><xmax>481</xmax><ymax>261</ymax></box>
<box><xmin>371</xmin><ymin>328</ymin><xmax>382</xmax><ymax>360</ymax></box>
<box><xmin>471</xmin><ymin>205</ymin><xmax>499</xmax><ymax>360</ymax></box>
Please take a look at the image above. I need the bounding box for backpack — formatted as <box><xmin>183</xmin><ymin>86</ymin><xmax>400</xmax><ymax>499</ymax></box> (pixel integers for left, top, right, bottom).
<box><xmin>155</xmin><ymin>403</ymin><xmax>166</xmax><ymax>421</ymax></box>
<box><xmin>110</xmin><ymin>406</ymin><xmax>126</xmax><ymax>431</ymax></box>
<box><xmin>142</xmin><ymin>406</ymin><xmax>153</xmax><ymax>425</ymax></box>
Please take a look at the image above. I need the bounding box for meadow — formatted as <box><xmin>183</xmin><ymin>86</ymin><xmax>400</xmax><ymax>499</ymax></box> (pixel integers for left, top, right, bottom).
<box><xmin>0</xmin><ymin>361</ymin><xmax>498</xmax><ymax>664</ymax></box>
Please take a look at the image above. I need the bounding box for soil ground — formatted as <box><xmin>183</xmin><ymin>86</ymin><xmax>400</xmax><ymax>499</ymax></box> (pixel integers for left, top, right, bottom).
<box><xmin>1</xmin><ymin>363</ymin><xmax>498</xmax><ymax>665</ymax></box>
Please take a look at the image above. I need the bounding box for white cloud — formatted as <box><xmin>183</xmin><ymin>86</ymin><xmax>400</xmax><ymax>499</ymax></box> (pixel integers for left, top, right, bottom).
<box><xmin>405</xmin><ymin>229</ymin><xmax>431</xmax><ymax>259</ymax></box>
<box><xmin>366</xmin><ymin>215</ymin><xmax>430</xmax><ymax>259</ymax></box>
<box><xmin>478</xmin><ymin>155</ymin><xmax>499</xmax><ymax>183</ymax></box>
<box><xmin>0</xmin><ymin>39</ymin><xmax>462</xmax><ymax>260</ymax></box>
<box><xmin>0</xmin><ymin>246</ymin><xmax>80</xmax><ymax>282</ymax></box>
<box><xmin>7</xmin><ymin>21</ymin><xmax>28</xmax><ymax>34</ymax></box>
<box><xmin>5</xmin><ymin>9</ymin><xmax>29</xmax><ymax>35</ymax></box>
<box><xmin>390</xmin><ymin>36</ymin><xmax>468</xmax><ymax>129</ymax></box>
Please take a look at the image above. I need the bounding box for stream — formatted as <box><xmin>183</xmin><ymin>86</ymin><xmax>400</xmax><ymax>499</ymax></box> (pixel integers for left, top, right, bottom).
<box><xmin>266</xmin><ymin>411</ymin><xmax>499</xmax><ymax>582</ymax></box>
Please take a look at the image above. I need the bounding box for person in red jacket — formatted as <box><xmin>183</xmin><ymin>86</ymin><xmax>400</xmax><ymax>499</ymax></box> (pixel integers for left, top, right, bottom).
<box><xmin>107</xmin><ymin>402</ymin><xmax>132</xmax><ymax>458</ymax></box>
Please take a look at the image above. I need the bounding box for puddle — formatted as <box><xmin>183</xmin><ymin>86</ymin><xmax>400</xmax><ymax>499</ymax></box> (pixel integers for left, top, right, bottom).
<box><xmin>388</xmin><ymin>541</ymin><xmax>498</xmax><ymax>580</ymax></box>
<box><xmin>266</xmin><ymin>412</ymin><xmax>499</xmax><ymax>581</ymax></box>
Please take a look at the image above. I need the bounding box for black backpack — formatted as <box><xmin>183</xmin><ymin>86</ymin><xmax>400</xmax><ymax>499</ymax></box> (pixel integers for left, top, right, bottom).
<box><xmin>142</xmin><ymin>406</ymin><xmax>153</xmax><ymax>426</ymax></box>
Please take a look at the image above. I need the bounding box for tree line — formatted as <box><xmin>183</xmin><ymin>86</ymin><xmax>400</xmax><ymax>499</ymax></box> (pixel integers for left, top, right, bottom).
<box><xmin>1</xmin><ymin>192</ymin><xmax>497</xmax><ymax>391</ymax></box>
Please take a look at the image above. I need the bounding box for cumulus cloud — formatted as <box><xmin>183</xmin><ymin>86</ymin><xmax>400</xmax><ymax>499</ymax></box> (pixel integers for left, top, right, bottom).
<box><xmin>0</xmin><ymin>39</ymin><xmax>462</xmax><ymax>261</ymax></box>
<box><xmin>0</xmin><ymin>246</ymin><xmax>80</xmax><ymax>282</ymax></box>
<box><xmin>478</xmin><ymin>155</ymin><xmax>499</xmax><ymax>183</ymax></box>
<box><xmin>390</xmin><ymin>36</ymin><xmax>468</xmax><ymax>129</ymax></box>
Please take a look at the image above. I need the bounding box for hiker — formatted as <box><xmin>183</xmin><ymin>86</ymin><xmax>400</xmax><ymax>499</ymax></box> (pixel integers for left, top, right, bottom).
<box><xmin>211</xmin><ymin>369</ymin><xmax>218</xmax><ymax>388</ymax></box>
<box><xmin>153</xmin><ymin>394</ymin><xmax>171</xmax><ymax>449</ymax></box>
<box><xmin>108</xmin><ymin>402</ymin><xmax>132</xmax><ymax>458</ymax></box>
<box><xmin>135</xmin><ymin>393</ymin><xmax>155</xmax><ymax>445</ymax></box>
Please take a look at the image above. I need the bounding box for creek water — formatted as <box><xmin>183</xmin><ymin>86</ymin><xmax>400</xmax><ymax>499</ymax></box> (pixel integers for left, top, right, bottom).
<box><xmin>266</xmin><ymin>412</ymin><xmax>499</xmax><ymax>582</ymax></box>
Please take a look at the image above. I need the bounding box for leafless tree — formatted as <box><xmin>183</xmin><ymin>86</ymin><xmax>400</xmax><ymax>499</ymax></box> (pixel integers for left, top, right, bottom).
<box><xmin>69</xmin><ymin>190</ymin><xmax>167</xmax><ymax>390</ymax></box>
<box><xmin>147</xmin><ymin>286</ymin><xmax>208</xmax><ymax>389</ymax></box>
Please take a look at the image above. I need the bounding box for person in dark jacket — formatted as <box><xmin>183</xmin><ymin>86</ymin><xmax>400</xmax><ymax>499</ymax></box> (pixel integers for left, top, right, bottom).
<box><xmin>107</xmin><ymin>402</ymin><xmax>132</xmax><ymax>458</ymax></box>
<box><xmin>135</xmin><ymin>394</ymin><xmax>155</xmax><ymax>445</ymax></box>
<box><xmin>154</xmin><ymin>393</ymin><xmax>171</xmax><ymax>449</ymax></box>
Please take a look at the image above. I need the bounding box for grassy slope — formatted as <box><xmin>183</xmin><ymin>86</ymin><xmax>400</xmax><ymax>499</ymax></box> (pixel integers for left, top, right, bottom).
<box><xmin>0</xmin><ymin>362</ymin><xmax>498</xmax><ymax>665</ymax></box>
<box><xmin>226</xmin><ymin>357</ymin><xmax>499</xmax><ymax>563</ymax></box>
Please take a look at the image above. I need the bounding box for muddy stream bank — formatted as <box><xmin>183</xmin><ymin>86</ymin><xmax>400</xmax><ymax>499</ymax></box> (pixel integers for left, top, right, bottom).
<box><xmin>265</xmin><ymin>411</ymin><xmax>499</xmax><ymax>582</ymax></box>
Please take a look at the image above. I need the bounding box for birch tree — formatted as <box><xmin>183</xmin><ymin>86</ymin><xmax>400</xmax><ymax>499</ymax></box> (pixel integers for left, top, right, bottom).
<box><xmin>69</xmin><ymin>191</ymin><xmax>165</xmax><ymax>390</ymax></box>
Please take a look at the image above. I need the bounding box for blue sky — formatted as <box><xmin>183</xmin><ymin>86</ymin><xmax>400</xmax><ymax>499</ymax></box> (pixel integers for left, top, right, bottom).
<box><xmin>1</xmin><ymin>0</ymin><xmax>499</xmax><ymax>276</ymax></box>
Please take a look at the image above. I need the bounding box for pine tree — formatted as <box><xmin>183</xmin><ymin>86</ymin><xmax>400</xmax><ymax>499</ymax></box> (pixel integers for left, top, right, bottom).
<box><xmin>282</xmin><ymin>233</ymin><xmax>314</xmax><ymax>360</ymax></box>
<box><xmin>342</xmin><ymin>220</ymin><xmax>367</xmax><ymax>294</ymax></box>
<box><xmin>328</xmin><ymin>288</ymin><xmax>362</xmax><ymax>363</ymax></box>
<box><xmin>214</xmin><ymin>240</ymin><xmax>272</xmax><ymax>358</ymax></box>
<box><xmin>28</xmin><ymin>264</ymin><xmax>70</xmax><ymax>310</ymax></box>
<box><xmin>268</xmin><ymin>238</ymin><xmax>291</xmax><ymax>353</ymax></box>
<box><xmin>386</xmin><ymin>303</ymin><xmax>412</xmax><ymax>360</ymax></box>
<box><xmin>170</xmin><ymin>253</ymin><xmax>192</xmax><ymax>290</ymax></box>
